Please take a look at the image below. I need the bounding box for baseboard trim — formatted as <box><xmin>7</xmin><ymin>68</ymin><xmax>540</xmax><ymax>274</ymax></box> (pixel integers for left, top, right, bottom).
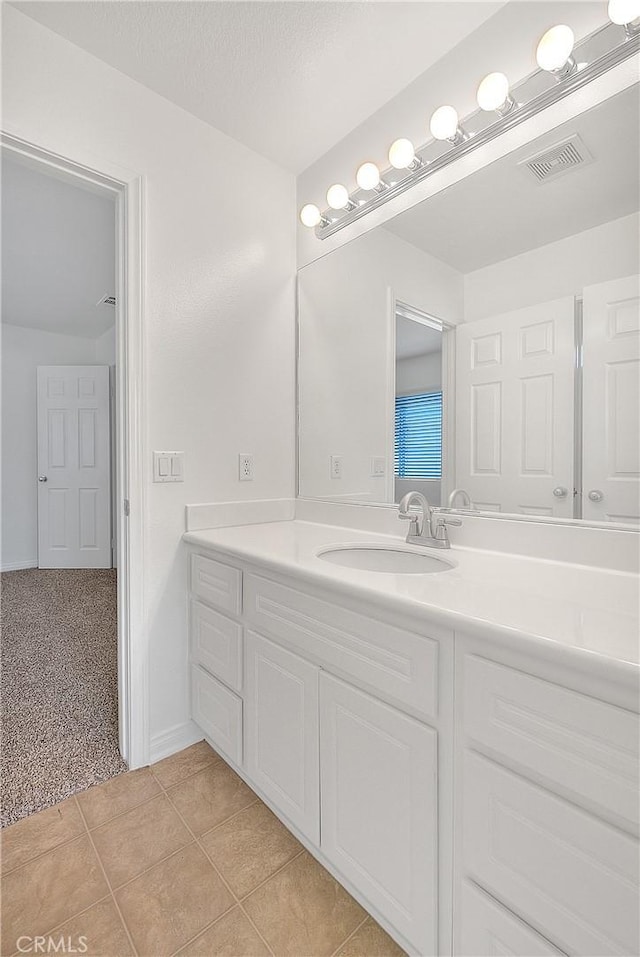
<box><xmin>1</xmin><ymin>559</ymin><xmax>38</xmax><ymax>572</ymax></box>
<box><xmin>149</xmin><ymin>720</ymin><xmax>203</xmax><ymax>765</ymax></box>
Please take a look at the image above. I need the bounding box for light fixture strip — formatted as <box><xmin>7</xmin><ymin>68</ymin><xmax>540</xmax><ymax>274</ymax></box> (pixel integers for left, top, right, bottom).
<box><xmin>314</xmin><ymin>24</ymin><xmax>639</xmax><ymax>240</ymax></box>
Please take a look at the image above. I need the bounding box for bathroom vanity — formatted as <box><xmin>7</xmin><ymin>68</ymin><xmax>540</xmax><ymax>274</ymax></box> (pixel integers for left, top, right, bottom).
<box><xmin>183</xmin><ymin>520</ymin><xmax>639</xmax><ymax>957</ymax></box>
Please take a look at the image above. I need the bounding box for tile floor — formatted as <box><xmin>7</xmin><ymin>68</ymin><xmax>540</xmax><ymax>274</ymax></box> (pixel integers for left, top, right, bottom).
<box><xmin>1</xmin><ymin>741</ymin><xmax>406</xmax><ymax>957</ymax></box>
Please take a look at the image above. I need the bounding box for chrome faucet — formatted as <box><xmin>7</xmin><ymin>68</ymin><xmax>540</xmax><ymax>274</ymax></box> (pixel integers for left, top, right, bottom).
<box><xmin>398</xmin><ymin>491</ymin><xmax>462</xmax><ymax>549</ymax></box>
<box><xmin>448</xmin><ymin>488</ymin><xmax>473</xmax><ymax>509</ymax></box>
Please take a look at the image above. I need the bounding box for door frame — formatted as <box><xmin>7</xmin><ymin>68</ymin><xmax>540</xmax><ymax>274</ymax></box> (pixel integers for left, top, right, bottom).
<box><xmin>1</xmin><ymin>131</ymin><xmax>148</xmax><ymax>768</ymax></box>
<box><xmin>387</xmin><ymin>295</ymin><xmax>456</xmax><ymax>506</ymax></box>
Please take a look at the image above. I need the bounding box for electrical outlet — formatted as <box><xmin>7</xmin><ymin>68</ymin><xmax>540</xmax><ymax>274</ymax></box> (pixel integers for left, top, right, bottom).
<box><xmin>239</xmin><ymin>453</ymin><xmax>254</xmax><ymax>481</ymax></box>
<box><xmin>330</xmin><ymin>454</ymin><xmax>343</xmax><ymax>479</ymax></box>
<box><xmin>371</xmin><ymin>457</ymin><xmax>386</xmax><ymax>477</ymax></box>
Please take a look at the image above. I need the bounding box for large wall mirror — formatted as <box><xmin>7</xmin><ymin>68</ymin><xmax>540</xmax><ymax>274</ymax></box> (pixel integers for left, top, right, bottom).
<box><xmin>298</xmin><ymin>85</ymin><xmax>640</xmax><ymax>526</ymax></box>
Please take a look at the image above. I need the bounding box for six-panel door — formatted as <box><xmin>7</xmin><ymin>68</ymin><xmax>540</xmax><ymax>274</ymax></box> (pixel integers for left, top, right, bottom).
<box><xmin>319</xmin><ymin>672</ymin><xmax>438</xmax><ymax>956</ymax></box>
<box><xmin>244</xmin><ymin>630</ymin><xmax>320</xmax><ymax>843</ymax></box>
<box><xmin>455</xmin><ymin>297</ymin><xmax>575</xmax><ymax>517</ymax></box>
<box><xmin>37</xmin><ymin>365</ymin><xmax>111</xmax><ymax>568</ymax></box>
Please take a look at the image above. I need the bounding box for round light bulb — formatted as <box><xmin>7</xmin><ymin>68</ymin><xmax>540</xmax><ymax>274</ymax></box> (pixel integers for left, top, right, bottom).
<box><xmin>356</xmin><ymin>162</ymin><xmax>381</xmax><ymax>191</ymax></box>
<box><xmin>388</xmin><ymin>138</ymin><xmax>416</xmax><ymax>169</ymax></box>
<box><xmin>608</xmin><ymin>0</ymin><xmax>640</xmax><ymax>24</ymax></box>
<box><xmin>476</xmin><ymin>72</ymin><xmax>510</xmax><ymax>112</ymax></box>
<box><xmin>299</xmin><ymin>204</ymin><xmax>322</xmax><ymax>228</ymax></box>
<box><xmin>326</xmin><ymin>184</ymin><xmax>350</xmax><ymax>210</ymax></box>
<box><xmin>429</xmin><ymin>105</ymin><xmax>459</xmax><ymax>141</ymax></box>
<box><xmin>536</xmin><ymin>25</ymin><xmax>575</xmax><ymax>72</ymax></box>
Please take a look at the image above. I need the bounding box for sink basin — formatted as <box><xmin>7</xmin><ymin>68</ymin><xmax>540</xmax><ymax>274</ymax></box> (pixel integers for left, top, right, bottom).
<box><xmin>317</xmin><ymin>544</ymin><xmax>455</xmax><ymax>574</ymax></box>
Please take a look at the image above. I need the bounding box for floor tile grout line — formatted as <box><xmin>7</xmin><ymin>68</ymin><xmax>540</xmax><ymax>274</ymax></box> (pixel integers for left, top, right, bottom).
<box><xmin>329</xmin><ymin>914</ymin><xmax>371</xmax><ymax>957</ymax></box>
<box><xmin>149</xmin><ymin>754</ymin><xmax>222</xmax><ymax>791</ymax></box>
<box><xmin>73</xmin><ymin>794</ymin><xmax>140</xmax><ymax>957</ymax></box>
<box><xmin>8</xmin><ymin>893</ymin><xmax>115</xmax><ymax>957</ymax></box>
<box><xmin>237</xmin><ymin>846</ymin><xmax>306</xmax><ymax>904</ymax></box>
<box><xmin>1</xmin><ymin>783</ymin><xmax>171</xmax><ymax>877</ymax></box>
<box><xmin>1</xmin><ymin>753</ymin><xmax>220</xmax><ymax>878</ymax></box>
<box><xmin>162</xmin><ymin>783</ymin><xmax>277</xmax><ymax>957</ymax></box>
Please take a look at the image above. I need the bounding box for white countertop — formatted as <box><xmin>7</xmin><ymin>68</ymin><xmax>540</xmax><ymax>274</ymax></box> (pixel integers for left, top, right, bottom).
<box><xmin>183</xmin><ymin>520</ymin><xmax>640</xmax><ymax>676</ymax></box>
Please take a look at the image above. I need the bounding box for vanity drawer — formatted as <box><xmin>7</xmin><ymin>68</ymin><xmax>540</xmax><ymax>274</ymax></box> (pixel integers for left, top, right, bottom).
<box><xmin>190</xmin><ymin>552</ymin><xmax>242</xmax><ymax>617</ymax></box>
<box><xmin>243</xmin><ymin>573</ymin><xmax>438</xmax><ymax>719</ymax></box>
<box><xmin>463</xmin><ymin>655</ymin><xmax>639</xmax><ymax>832</ymax></box>
<box><xmin>191</xmin><ymin>665</ymin><xmax>242</xmax><ymax>766</ymax></box>
<box><xmin>462</xmin><ymin>751</ymin><xmax>640</xmax><ymax>957</ymax></box>
<box><xmin>190</xmin><ymin>600</ymin><xmax>243</xmax><ymax>692</ymax></box>
<box><xmin>458</xmin><ymin>881</ymin><xmax>565</xmax><ymax>957</ymax></box>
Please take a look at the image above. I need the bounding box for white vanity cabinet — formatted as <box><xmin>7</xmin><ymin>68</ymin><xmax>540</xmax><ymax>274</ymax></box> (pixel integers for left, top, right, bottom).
<box><xmin>454</xmin><ymin>638</ymin><xmax>640</xmax><ymax>957</ymax></box>
<box><xmin>187</xmin><ymin>548</ymin><xmax>446</xmax><ymax>957</ymax></box>
<box><xmin>186</xmin><ymin>543</ymin><xmax>639</xmax><ymax>957</ymax></box>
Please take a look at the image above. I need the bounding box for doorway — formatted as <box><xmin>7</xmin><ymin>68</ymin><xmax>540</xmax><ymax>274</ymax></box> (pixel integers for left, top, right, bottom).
<box><xmin>391</xmin><ymin>300</ymin><xmax>455</xmax><ymax>507</ymax></box>
<box><xmin>0</xmin><ymin>136</ymin><xmax>145</xmax><ymax>825</ymax></box>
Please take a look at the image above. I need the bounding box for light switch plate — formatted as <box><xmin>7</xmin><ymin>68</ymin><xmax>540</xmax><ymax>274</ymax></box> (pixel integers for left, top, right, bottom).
<box><xmin>371</xmin><ymin>457</ymin><xmax>386</xmax><ymax>477</ymax></box>
<box><xmin>153</xmin><ymin>451</ymin><xmax>184</xmax><ymax>482</ymax></box>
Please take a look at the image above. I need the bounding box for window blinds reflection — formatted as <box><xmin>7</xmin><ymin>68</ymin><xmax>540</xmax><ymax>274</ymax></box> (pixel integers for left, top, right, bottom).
<box><xmin>395</xmin><ymin>391</ymin><xmax>443</xmax><ymax>480</ymax></box>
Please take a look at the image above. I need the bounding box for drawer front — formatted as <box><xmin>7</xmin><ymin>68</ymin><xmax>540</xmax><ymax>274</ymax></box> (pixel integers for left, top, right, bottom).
<box><xmin>191</xmin><ymin>665</ymin><xmax>242</xmax><ymax>766</ymax></box>
<box><xmin>244</xmin><ymin>574</ymin><xmax>438</xmax><ymax>719</ymax></box>
<box><xmin>458</xmin><ymin>881</ymin><xmax>566</xmax><ymax>957</ymax></box>
<box><xmin>462</xmin><ymin>751</ymin><xmax>640</xmax><ymax>957</ymax></box>
<box><xmin>463</xmin><ymin>655</ymin><xmax>639</xmax><ymax>832</ymax></box>
<box><xmin>190</xmin><ymin>599</ymin><xmax>243</xmax><ymax>692</ymax></box>
<box><xmin>190</xmin><ymin>552</ymin><xmax>242</xmax><ymax>616</ymax></box>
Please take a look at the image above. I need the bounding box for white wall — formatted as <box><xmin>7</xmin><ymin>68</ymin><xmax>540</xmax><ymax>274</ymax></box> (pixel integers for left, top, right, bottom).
<box><xmin>464</xmin><ymin>213</ymin><xmax>640</xmax><ymax>321</ymax></box>
<box><xmin>95</xmin><ymin>326</ymin><xmax>116</xmax><ymax>365</ymax></box>
<box><xmin>2</xmin><ymin>7</ymin><xmax>296</xmax><ymax>754</ymax></box>
<box><xmin>396</xmin><ymin>352</ymin><xmax>442</xmax><ymax>396</ymax></box>
<box><xmin>1</xmin><ymin>324</ymin><xmax>109</xmax><ymax>570</ymax></box>
<box><xmin>298</xmin><ymin>226</ymin><xmax>462</xmax><ymax>502</ymax></box>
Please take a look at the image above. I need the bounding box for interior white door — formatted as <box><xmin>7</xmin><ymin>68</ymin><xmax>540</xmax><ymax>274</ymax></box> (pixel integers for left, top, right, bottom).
<box><xmin>582</xmin><ymin>275</ymin><xmax>640</xmax><ymax>524</ymax></box>
<box><xmin>319</xmin><ymin>672</ymin><xmax>438</xmax><ymax>956</ymax></box>
<box><xmin>455</xmin><ymin>298</ymin><xmax>575</xmax><ymax>517</ymax></box>
<box><xmin>37</xmin><ymin>365</ymin><xmax>111</xmax><ymax>568</ymax></box>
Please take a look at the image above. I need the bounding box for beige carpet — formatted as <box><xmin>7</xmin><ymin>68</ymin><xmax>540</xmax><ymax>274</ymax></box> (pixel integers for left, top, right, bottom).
<box><xmin>1</xmin><ymin>568</ymin><xmax>127</xmax><ymax>827</ymax></box>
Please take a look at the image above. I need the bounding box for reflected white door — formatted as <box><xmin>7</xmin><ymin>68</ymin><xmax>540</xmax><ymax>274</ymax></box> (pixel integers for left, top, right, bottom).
<box><xmin>37</xmin><ymin>365</ymin><xmax>111</xmax><ymax>568</ymax></box>
<box><xmin>582</xmin><ymin>275</ymin><xmax>640</xmax><ymax>524</ymax></box>
<box><xmin>455</xmin><ymin>298</ymin><xmax>575</xmax><ymax>517</ymax></box>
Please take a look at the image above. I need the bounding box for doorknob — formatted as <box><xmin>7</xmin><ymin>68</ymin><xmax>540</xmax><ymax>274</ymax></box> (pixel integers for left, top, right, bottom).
<box><xmin>38</xmin><ymin>475</ymin><xmax>48</xmax><ymax>482</ymax></box>
<box><xmin>552</xmin><ymin>486</ymin><xmax>568</xmax><ymax>498</ymax></box>
<box><xmin>588</xmin><ymin>489</ymin><xmax>604</xmax><ymax>502</ymax></box>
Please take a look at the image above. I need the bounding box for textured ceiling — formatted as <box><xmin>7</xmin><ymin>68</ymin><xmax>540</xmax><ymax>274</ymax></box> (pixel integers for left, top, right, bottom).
<box><xmin>2</xmin><ymin>156</ymin><xmax>116</xmax><ymax>339</ymax></box>
<box><xmin>12</xmin><ymin>1</ymin><xmax>503</xmax><ymax>173</ymax></box>
<box><xmin>384</xmin><ymin>86</ymin><xmax>640</xmax><ymax>274</ymax></box>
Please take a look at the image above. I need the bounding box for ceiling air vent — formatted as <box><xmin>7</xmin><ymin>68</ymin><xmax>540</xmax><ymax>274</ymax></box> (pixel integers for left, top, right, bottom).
<box><xmin>518</xmin><ymin>134</ymin><xmax>594</xmax><ymax>185</ymax></box>
<box><xmin>97</xmin><ymin>294</ymin><xmax>116</xmax><ymax>306</ymax></box>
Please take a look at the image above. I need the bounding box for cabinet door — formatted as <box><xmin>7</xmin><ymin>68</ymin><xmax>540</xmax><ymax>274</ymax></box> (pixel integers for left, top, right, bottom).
<box><xmin>320</xmin><ymin>673</ymin><xmax>438</xmax><ymax>956</ymax></box>
<box><xmin>245</xmin><ymin>631</ymin><xmax>319</xmax><ymax>843</ymax></box>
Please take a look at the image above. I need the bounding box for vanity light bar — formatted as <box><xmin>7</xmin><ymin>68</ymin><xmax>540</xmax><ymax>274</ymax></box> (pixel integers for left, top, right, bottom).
<box><xmin>300</xmin><ymin>17</ymin><xmax>640</xmax><ymax>239</ymax></box>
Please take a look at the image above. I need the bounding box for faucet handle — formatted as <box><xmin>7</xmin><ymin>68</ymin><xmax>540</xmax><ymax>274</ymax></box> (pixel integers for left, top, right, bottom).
<box><xmin>399</xmin><ymin>512</ymin><xmax>423</xmax><ymax>536</ymax></box>
<box><xmin>431</xmin><ymin>513</ymin><xmax>462</xmax><ymax>545</ymax></box>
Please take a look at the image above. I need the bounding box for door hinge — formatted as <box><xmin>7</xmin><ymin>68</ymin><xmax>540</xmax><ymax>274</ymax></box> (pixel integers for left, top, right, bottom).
<box><xmin>123</xmin><ymin>499</ymin><xmax>130</xmax><ymax>516</ymax></box>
